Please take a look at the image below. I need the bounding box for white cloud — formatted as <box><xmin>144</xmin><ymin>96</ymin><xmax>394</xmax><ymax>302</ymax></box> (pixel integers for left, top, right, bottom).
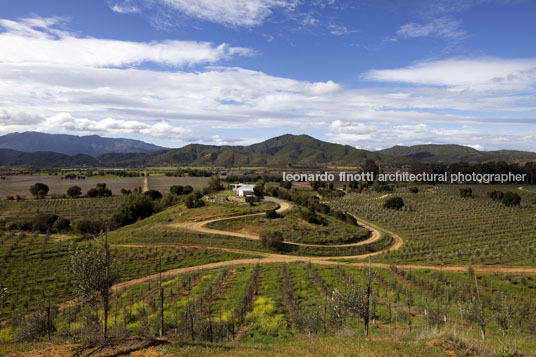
<box><xmin>364</xmin><ymin>57</ymin><xmax>536</xmax><ymax>92</ymax></box>
<box><xmin>0</xmin><ymin>17</ymin><xmax>535</xmax><ymax>149</ymax></box>
<box><xmin>396</xmin><ymin>17</ymin><xmax>467</xmax><ymax>40</ymax></box>
<box><xmin>0</xmin><ymin>17</ymin><xmax>253</xmax><ymax>68</ymax></box>
<box><xmin>152</xmin><ymin>0</ymin><xmax>297</xmax><ymax>27</ymax></box>
<box><xmin>327</xmin><ymin>121</ymin><xmax>536</xmax><ymax>151</ymax></box>
<box><xmin>0</xmin><ymin>111</ymin><xmax>192</xmax><ymax>139</ymax></box>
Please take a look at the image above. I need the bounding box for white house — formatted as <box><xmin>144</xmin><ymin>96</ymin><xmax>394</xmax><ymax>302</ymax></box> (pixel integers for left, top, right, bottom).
<box><xmin>230</xmin><ymin>183</ymin><xmax>256</xmax><ymax>201</ymax></box>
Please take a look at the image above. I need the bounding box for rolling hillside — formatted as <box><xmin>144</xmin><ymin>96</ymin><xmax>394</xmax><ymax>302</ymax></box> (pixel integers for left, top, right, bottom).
<box><xmin>1</xmin><ymin>133</ymin><xmax>536</xmax><ymax>168</ymax></box>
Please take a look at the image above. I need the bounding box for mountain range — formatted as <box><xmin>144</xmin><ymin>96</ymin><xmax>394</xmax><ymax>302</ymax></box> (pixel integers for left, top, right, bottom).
<box><xmin>0</xmin><ymin>132</ymin><xmax>164</xmax><ymax>156</ymax></box>
<box><xmin>0</xmin><ymin>132</ymin><xmax>535</xmax><ymax>168</ymax></box>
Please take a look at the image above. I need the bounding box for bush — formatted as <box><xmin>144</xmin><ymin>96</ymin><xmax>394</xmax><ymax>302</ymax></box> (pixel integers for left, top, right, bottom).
<box><xmin>52</xmin><ymin>217</ymin><xmax>71</xmax><ymax>232</ymax></box>
<box><xmin>260</xmin><ymin>231</ymin><xmax>284</xmax><ymax>250</ymax></box>
<box><xmin>112</xmin><ymin>193</ymin><xmax>156</xmax><ymax>226</ymax></box>
<box><xmin>487</xmin><ymin>189</ymin><xmax>504</xmax><ymax>201</ymax></box>
<box><xmin>185</xmin><ymin>191</ymin><xmax>205</xmax><ymax>209</ymax></box>
<box><xmin>170</xmin><ymin>185</ymin><xmax>193</xmax><ymax>195</ymax></box>
<box><xmin>409</xmin><ymin>186</ymin><xmax>419</xmax><ymax>194</ymax></box>
<box><xmin>300</xmin><ymin>208</ymin><xmax>324</xmax><ymax>225</ymax></box>
<box><xmin>29</xmin><ymin>183</ymin><xmax>49</xmax><ymax>198</ymax></box>
<box><xmin>265</xmin><ymin>209</ymin><xmax>280</xmax><ymax>219</ymax></box>
<box><xmin>532</xmin><ymin>197</ymin><xmax>536</xmax><ymax>205</ymax></box>
<box><xmin>73</xmin><ymin>219</ymin><xmax>105</xmax><ymax>235</ymax></box>
<box><xmin>459</xmin><ymin>187</ymin><xmax>473</xmax><ymax>198</ymax></box>
<box><xmin>501</xmin><ymin>192</ymin><xmax>521</xmax><ymax>206</ymax></box>
<box><xmin>32</xmin><ymin>213</ymin><xmax>59</xmax><ymax>233</ymax></box>
<box><xmin>144</xmin><ymin>190</ymin><xmax>163</xmax><ymax>200</ymax></box>
<box><xmin>86</xmin><ymin>183</ymin><xmax>112</xmax><ymax>197</ymax></box>
<box><xmin>67</xmin><ymin>185</ymin><xmax>82</xmax><ymax>198</ymax></box>
<box><xmin>384</xmin><ymin>197</ymin><xmax>404</xmax><ymax>210</ymax></box>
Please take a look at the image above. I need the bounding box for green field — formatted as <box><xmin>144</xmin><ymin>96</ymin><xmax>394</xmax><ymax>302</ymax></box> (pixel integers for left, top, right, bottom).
<box><xmin>327</xmin><ymin>185</ymin><xmax>536</xmax><ymax>265</ymax></box>
<box><xmin>2</xmin><ymin>263</ymin><xmax>534</xmax><ymax>356</ymax></box>
<box><xmin>2</xmin><ymin>183</ymin><xmax>536</xmax><ymax>356</ymax></box>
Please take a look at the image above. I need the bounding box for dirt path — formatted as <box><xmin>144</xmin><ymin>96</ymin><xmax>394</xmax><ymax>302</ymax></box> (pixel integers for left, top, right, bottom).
<box><xmin>168</xmin><ymin>197</ymin><xmax>387</xmax><ymax>248</ymax></box>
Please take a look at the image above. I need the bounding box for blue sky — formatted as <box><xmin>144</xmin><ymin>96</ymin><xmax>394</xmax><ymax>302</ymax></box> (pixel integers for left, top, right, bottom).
<box><xmin>0</xmin><ymin>0</ymin><xmax>535</xmax><ymax>151</ymax></box>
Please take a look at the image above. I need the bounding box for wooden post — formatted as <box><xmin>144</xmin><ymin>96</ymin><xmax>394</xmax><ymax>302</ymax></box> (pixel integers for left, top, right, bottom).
<box><xmin>160</xmin><ymin>255</ymin><xmax>165</xmax><ymax>337</ymax></box>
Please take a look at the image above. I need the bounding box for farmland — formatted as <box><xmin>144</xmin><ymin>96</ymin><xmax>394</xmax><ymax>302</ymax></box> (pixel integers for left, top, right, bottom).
<box><xmin>327</xmin><ymin>184</ymin><xmax>536</xmax><ymax>266</ymax></box>
<box><xmin>0</xmin><ymin>175</ymin><xmax>209</xmax><ymax>198</ymax></box>
<box><xmin>1</xmin><ymin>181</ymin><xmax>536</xmax><ymax>356</ymax></box>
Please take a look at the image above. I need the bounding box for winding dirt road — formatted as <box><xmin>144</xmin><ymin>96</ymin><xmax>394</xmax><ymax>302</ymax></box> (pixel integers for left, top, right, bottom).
<box><xmin>168</xmin><ymin>197</ymin><xmax>388</xmax><ymax>248</ymax></box>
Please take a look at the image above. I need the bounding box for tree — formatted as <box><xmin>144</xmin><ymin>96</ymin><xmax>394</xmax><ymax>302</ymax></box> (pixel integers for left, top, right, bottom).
<box><xmin>170</xmin><ymin>185</ymin><xmax>193</xmax><ymax>195</ymax></box>
<box><xmin>208</xmin><ymin>175</ymin><xmax>223</xmax><ymax>193</ymax></box>
<box><xmin>260</xmin><ymin>231</ymin><xmax>284</xmax><ymax>250</ymax></box>
<box><xmin>144</xmin><ymin>190</ymin><xmax>163</xmax><ymax>200</ymax></box>
<box><xmin>532</xmin><ymin>197</ymin><xmax>536</xmax><ymax>205</ymax></box>
<box><xmin>409</xmin><ymin>186</ymin><xmax>419</xmax><ymax>194</ymax></box>
<box><xmin>29</xmin><ymin>183</ymin><xmax>49</xmax><ymax>198</ymax></box>
<box><xmin>70</xmin><ymin>234</ymin><xmax>118</xmax><ymax>340</ymax></box>
<box><xmin>67</xmin><ymin>185</ymin><xmax>82</xmax><ymax>198</ymax></box>
<box><xmin>253</xmin><ymin>182</ymin><xmax>265</xmax><ymax>196</ymax></box>
<box><xmin>501</xmin><ymin>192</ymin><xmax>521</xmax><ymax>206</ymax></box>
<box><xmin>87</xmin><ymin>183</ymin><xmax>112</xmax><ymax>197</ymax></box>
<box><xmin>185</xmin><ymin>191</ymin><xmax>205</xmax><ymax>209</ymax></box>
<box><xmin>362</xmin><ymin>159</ymin><xmax>379</xmax><ymax>181</ymax></box>
<box><xmin>384</xmin><ymin>197</ymin><xmax>404</xmax><ymax>210</ymax></box>
<box><xmin>112</xmin><ymin>193</ymin><xmax>155</xmax><ymax>226</ymax></box>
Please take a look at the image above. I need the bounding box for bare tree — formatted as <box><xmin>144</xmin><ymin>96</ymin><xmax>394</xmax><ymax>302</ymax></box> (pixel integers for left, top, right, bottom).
<box><xmin>70</xmin><ymin>232</ymin><xmax>118</xmax><ymax>340</ymax></box>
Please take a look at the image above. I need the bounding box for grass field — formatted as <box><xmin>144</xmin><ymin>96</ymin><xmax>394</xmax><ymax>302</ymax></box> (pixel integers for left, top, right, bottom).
<box><xmin>327</xmin><ymin>184</ymin><xmax>536</xmax><ymax>266</ymax></box>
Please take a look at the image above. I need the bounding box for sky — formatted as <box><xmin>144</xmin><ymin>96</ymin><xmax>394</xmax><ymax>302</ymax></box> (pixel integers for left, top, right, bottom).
<box><xmin>0</xmin><ymin>0</ymin><xmax>535</xmax><ymax>151</ymax></box>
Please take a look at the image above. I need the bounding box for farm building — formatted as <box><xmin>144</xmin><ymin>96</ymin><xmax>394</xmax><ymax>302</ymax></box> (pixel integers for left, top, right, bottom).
<box><xmin>230</xmin><ymin>183</ymin><xmax>257</xmax><ymax>202</ymax></box>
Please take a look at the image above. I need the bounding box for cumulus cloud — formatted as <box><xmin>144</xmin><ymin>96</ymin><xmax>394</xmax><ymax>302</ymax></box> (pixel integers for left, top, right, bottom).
<box><xmin>0</xmin><ymin>111</ymin><xmax>192</xmax><ymax>139</ymax></box>
<box><xmin>396</xmin><ymin>17</ymin><xmax>467</xmax><ymax>40</ymax></box>
<box><xmin>0</xmin><ymin>17</ymin><xmax>253</xmax><ymax>68</ymax></box>
<box><xmin>364</xmin><ymin>57</ymin><xmax>536</xmax><ymax>92</ymax></box>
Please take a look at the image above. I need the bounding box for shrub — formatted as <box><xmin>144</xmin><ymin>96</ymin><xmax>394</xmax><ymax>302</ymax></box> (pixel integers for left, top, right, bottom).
<box><xmin>409</xmin><ymin>186</ymin><xmax>419</xmax><ymax>194</ymax></box>
<box><xmin>501</xmin><ymin>192</ymin><xmax>521</xmax><ymax>206</ymax></box>
<box><xmin>67</xmin><ymin>185</ymin><xmax>82</xmax><ymax>198</ymax></box>
<box><xmin>532</xmin><ymin>197</ymin><xmax>536</xmax><ymax>205</ymax></box>
<box><xmin>170</xmin><ymin>185</ymin><xmax>193</xmax><ymax>195</ymax></box>
<box><xmin>300</xmin><ymin>208</ymin><xmax>324</xmax><ymax>225</ymax></box>
<box><xmin>260</xmin><ymin>231</ymin><xmax>284</xmax><ymax>250</ymax></box>
<box><xmin>487</xmin><ymin>189</ymin><xmax>504</xmax><ymax>201</ymax></box>
<box><xmin>265</xmin><ymin>209</ymin><xmax>280</xmax><ymax>219</ymax></box>
<box><xmin>185</xmin><ymin>191</ymin><xmax>205</xmax><ymax>209</ymax></box>
<box><xmin>87</xmin><ymin>183</ymin><xmax>112</xmax><ymax>197</ymax></box>
<box><xmin>52</xmin><ymin>217</ymin><xmax>71</xmax><ymax>232</ymax></box>
<box><xmin>384</xmin><ymin>197</ymin><xmax>404</xmax><ymax>210</ymax></box>
<box><xmin>112</xmin><ymin>193</ymin><xmax>156</xmax><ymax>226</ymax></box>
<box><xmin>32</xmin><ymin>213</ymin><xmax>59</xmax><ymax>233</ymax></box>
<box><xmin>144</xmin><ymin>190</ymin><xmax>163</xmax><ymax>200</ymax></box>
<box><xmin>459</xmin><ymin>187</ymin><xmax>473</xmax><ymax>198</ymax></box>
<box><xmin>29</xmin><ymin>183</ymin><xmax>49</xmax><ymax>198</ymax></box>
<box><xmin>73</xmin><ymin>219</ymin><xmax>105</xmax><ymax>235</ymax></box>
